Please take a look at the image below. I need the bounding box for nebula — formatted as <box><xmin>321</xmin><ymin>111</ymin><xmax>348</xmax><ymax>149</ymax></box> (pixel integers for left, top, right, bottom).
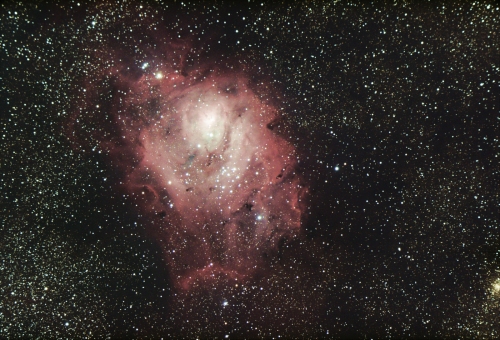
<box><xmin>69</xmin><ymin>29</ymin><xmax>307</xmax><ymax>292</ymax></box>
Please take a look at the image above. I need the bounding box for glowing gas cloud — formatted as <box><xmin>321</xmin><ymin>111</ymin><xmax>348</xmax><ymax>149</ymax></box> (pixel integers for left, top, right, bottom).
<box><xmin>69</xmin><ymin>26</ymin><xmax>307</xmax><ymax>291</ymax></box>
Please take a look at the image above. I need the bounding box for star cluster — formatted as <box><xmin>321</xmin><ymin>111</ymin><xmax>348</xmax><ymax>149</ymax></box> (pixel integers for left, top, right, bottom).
<box><xmin>1</xmin><ymin>1</ymin><xmax>499</xmax><ymax>338</ymax></box>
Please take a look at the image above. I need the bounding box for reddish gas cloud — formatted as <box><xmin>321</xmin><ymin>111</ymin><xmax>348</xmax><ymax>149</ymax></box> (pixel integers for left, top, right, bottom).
<box><xmin>69</xmin><ymin>30</ymin><xmax>307</xmax><ymax>292</ymax></box>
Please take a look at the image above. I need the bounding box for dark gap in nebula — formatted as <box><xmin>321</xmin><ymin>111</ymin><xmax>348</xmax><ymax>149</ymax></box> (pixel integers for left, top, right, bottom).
<box><xmin>243</xmin><ymin>202</ymin><xmax>253</xmax><ymax>211</ymax></box>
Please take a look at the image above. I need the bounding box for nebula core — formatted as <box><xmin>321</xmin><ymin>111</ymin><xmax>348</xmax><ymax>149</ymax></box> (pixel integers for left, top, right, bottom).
<box><xmin>70</xmin><ymin>34</ymin><xmax>307</xmax><ymax>291</ymax></box>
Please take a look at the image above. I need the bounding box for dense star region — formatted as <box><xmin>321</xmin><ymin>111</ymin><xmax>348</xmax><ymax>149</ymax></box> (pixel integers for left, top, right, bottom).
<box><xmin>1</xmin><ymin>0</ymin><xmax>499</xmax><ymax>338</ymax></box>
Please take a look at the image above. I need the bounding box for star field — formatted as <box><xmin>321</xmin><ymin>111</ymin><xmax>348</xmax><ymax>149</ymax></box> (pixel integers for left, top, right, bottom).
<box><xmin>1</xmin><ymin>1</ymin><xmax>499</xmax><ymax>338</ymax></box>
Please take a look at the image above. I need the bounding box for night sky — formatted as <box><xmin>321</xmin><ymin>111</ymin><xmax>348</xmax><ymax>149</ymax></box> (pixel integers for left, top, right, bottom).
<box><xmin>1</xmin><ymin>1</ymin><xmax>499</xmax><ymax>338</ymax></box>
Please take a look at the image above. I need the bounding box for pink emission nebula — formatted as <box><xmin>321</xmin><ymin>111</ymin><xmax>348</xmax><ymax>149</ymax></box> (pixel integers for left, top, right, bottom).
<box><xmin>69</xmin><ymin>34</ymin><xmax>308</xmax><ymax>293</ymax></box>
